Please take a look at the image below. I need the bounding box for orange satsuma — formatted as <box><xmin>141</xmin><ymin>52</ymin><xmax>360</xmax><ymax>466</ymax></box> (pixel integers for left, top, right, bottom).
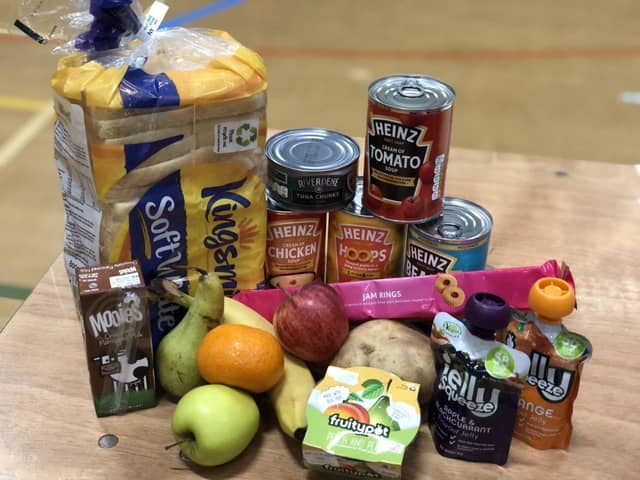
<box><xmin>197</xmin><ymin>324</ymin><xmax>285</xmax><ymax>393</ymax></box>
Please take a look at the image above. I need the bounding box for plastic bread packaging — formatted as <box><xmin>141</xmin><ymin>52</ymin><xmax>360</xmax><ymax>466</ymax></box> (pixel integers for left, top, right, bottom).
<box><xmin>233</xmin><ymin>260</ymin><xmax>574</xmax><ymax>323</ymax></box>
<box><xmin>31</xmin><ymin>1</ymin><xmax>269</xmax><ymax>347</ymax></box>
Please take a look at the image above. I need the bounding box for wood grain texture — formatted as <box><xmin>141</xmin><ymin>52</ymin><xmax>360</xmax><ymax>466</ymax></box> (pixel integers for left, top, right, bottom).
<box><xmin>1</xmin><ymin>148</ymin><xmax>638</xmax><ymax>479</ymax></box>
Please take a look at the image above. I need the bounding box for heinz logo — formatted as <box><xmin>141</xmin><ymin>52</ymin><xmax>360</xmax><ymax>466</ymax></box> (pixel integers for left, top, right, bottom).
<box><xmin>268</xmin><ymin>220</ymin><xmax>320</xmax><ymax>240</ymax></box>
<box><xmin>340</xmin><ymin>225</ymin><xmax>388</xmax><ymax>243</ymax></box>
<box><xmin>527</xmin><ymin>351</ymin><xmax>575</xmax><ymax>403</ymax></box>
<box><xmin>371</xmin><ymin>119</ymin><xmax>426</xmax><ymax>145</ymax></box>
<box><xmin>406</xmin><ymin>243</ymin><xmax>453</xmax><ymax>275</ymax></box>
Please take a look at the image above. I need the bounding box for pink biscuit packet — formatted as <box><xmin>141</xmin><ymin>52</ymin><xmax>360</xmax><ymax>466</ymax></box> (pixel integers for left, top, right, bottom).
<box><xmin>233</xmin><ymin>260</ymin><xmax>574</xmax><ymax>322</ymax></box>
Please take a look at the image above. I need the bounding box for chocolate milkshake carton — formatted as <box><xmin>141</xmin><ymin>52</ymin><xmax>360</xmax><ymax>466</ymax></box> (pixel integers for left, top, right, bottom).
<box><xmin>429</xmin><ymin>293</ymin><xmax>530</xmax><ymax>465</ymax></box>
<box><xmin>76</xmin><ymin>261</ymin><xmax>156</xmax><ymax>417</ymax></box>
<box><xmin>303</xmin><ymin>366</ymin><xmax>420</xmax><ymax>479</ymax></box>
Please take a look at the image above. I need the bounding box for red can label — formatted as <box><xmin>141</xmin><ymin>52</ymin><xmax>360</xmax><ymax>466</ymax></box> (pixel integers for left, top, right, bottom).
<box><xmin>265</xmin><ymin>210</ymin><xmax>326</xmax><ymax>288</ymax></box>
<box><xmin>363</xmin><ymin>103</ymin><xmax>453</xmax><ymax>222</ymax></box>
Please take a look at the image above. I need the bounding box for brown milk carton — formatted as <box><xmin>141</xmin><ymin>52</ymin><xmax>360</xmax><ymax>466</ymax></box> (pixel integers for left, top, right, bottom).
<box><xmin>76</xmin><ymin>261</ymin><xmax>156</xmax><ymax>417</ymax></box>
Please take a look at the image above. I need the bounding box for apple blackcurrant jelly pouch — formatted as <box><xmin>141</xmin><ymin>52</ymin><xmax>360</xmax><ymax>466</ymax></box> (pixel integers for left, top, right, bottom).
<box><xmin>503</xmin><ymin>277</ymin><xmax>592</xmax><ymax>450</ymax></box>
<box><xmin>429</xmin><ymin>293</ymin><xmax>530</xmax><ymax>465</ymax></box>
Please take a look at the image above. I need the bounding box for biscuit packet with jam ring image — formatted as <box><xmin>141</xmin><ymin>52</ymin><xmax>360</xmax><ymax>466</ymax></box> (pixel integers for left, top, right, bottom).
<box><xmin>502</xmin><ymin>277</ymin><xmax>592</xmax><ymax>450</ymax></box>
<box><xmin>429</xmin><ymin>292</ymin><xmax>531</xmax><ymax>465</ymax></box>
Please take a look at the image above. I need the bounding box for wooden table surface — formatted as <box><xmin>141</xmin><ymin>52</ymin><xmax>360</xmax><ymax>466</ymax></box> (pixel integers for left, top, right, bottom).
<box><xmin>1</xmin><ymin>147</ymin><xmax>639</xmax><ymax>479</ymax></box>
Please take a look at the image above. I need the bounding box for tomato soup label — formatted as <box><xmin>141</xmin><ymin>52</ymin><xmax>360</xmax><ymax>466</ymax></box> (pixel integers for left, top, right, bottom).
<box><xmin>367</xmin><ymin>117</ymin><xmax>431</xmax><ymax>202</ymax></box>
<box><xmin>363</xmin><ymin>75</ymin><xmax>455</xmax><ymax>223</ymax></box>
<box><xmin>265</xmin><ymin>210</ymin><xmax>326</xmax><ymax>288</ymax></box>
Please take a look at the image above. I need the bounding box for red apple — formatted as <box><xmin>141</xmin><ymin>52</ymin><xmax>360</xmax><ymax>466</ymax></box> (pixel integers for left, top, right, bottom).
<box><xmin>273</xmin><ymin>282</ymin><xmax>349</xmax><ymax>363</ymax></box>
<box><xmin>418</xmin><ymin>162</ymin><xmax>435</xmax><ymax>185</ymax></box>
<box><xmin>401</xmin><ymin>195</ymin><xmax>424</xmax><ymax>218</ymax></box>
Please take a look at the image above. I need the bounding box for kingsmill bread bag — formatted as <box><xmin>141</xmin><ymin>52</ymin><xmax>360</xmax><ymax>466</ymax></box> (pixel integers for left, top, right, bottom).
<box><xmin>34</xmin><ymin>1</ymin><xmax>268</xmax><ymax>346</ymax></box>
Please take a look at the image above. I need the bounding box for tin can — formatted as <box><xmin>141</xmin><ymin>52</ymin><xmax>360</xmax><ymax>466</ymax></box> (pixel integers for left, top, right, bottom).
<box><xmin>403</xmin><ymin>197</ymin><xmax>492</xmax><ymax>276</ymax></box>
<box><xmin>266</xmin><ymin>128</ymin><xmax>360</xmax><ymax>212</ymax></box>
<box><xmin>363</xmin><ymin>74</ymin><xmax>455</xmax><ymax>223</ymax></box>
<box><xmin>265</xmin><ymin>194</ymin><xmax>327</xmax><ymax>288</ymax></box>
<box><xmin>327</xmin><ymin>178</ymin><xmax>405</xmax><ymax>282</ymax></box>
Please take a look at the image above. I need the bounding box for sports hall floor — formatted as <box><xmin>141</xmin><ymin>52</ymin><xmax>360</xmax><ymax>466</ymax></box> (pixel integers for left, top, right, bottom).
<box><xmin>1</xmin><ymin>0</ymin><xmax>639</xmax><ymax>328</ymax></box>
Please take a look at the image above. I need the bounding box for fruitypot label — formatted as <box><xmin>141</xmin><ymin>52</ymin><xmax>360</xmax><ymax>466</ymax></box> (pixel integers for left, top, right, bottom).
<box><xmin>302</xmin><ymin>366</ymin><xmax>420</xmax><ymax>479</ymax></box>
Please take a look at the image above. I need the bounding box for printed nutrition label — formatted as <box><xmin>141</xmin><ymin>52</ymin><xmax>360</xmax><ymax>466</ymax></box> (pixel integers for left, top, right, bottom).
<box><xmin>54</xmin><ymin>99</ymin><xmax>102</xmax><ymax>283</ymax></box>
<box><xmin>109</xmin><ymin>272</ymin><xmax>142</xmax><ymax>289</ymax></box>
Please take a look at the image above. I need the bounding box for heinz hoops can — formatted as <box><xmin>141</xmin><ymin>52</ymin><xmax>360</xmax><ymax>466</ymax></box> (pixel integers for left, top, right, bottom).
<box><xmin>403</xmin><ymin>197</ymin><xmax>492</xmax><ymax>276</ymax></box>
<box><xmin>364</xmin><ymin>74</ymin><xmax>455</xmax><ymax>223</ymax></box>
<box><xmin>265</xmin><ymin>194</ymin><xmax>327</xmax><ymax>288</ymax></box>
<box><xmin>327</xmin><ymin>178</ymin><xmax>404</xmax><ymax>282</ymax></box>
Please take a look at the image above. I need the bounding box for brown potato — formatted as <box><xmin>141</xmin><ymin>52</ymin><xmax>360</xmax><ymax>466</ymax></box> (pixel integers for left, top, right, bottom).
<box><xmin>331</xmin><ymin>319</ymin><xmax>436</xmax><ymax>404</ymax></box>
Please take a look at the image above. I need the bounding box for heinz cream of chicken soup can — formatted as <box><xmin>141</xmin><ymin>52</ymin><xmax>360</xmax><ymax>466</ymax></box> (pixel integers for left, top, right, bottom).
<box><xmin>265</xmin><ymin>194</ymin><xmax>327</xmax><ymax>288</ymax></box>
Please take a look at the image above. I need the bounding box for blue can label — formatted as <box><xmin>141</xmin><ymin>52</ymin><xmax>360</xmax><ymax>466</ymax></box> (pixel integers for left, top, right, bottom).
<box><xmin>403</xmin><ymin>229</ymin><xmax>489</xmax><ymax>276</ymax></box>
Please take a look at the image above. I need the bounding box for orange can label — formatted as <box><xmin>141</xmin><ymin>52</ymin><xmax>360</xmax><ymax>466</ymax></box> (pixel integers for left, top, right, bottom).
<box><xmin>265</xmin><ymin>210</ymin><xmax>326</xmax><ymax>288</ymax></box>
<box><xmin>327</xmin><ymin>210</ymin><xmax>404</xmax><ymax>283</ymax></box>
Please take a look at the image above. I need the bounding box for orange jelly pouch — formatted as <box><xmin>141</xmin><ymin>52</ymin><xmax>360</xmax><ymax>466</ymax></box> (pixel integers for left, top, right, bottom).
<box><xmin>503</xmin><ymin>278</ymin><xmax>592</xmax><ymax>449</ymax></box>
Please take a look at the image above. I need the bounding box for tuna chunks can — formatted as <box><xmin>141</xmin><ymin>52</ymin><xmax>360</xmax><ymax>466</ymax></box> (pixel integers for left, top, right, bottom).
<box><xmin>403</xmin><ymin>197</ymin><xmax>492</xmax><ymax>276</ymax></box>
<box><xmin>265</xmin><ymin>194</ymin><xmax>327</xmax><ymax>288</ymax></box>
<box><xmin>327</xmin><ymin>178</ymin><xmax>405</xmax><ymax>282</ymax></box>
<box><xmin>266</xmin><ymin>128</ymin><xmax>360</xmax><ymax>212</ymax></box>
<box><xmin>364</xmin><ymin>74</ymin><xmax>455</xmax><ymax>223</ymax></box>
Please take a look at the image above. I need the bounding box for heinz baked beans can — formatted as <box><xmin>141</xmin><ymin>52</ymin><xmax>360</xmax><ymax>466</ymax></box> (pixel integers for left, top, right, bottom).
<box><xmin>327</xmin><ymin>178</ymin><xmax>405</xmax><ymax>282</ymax></box>
<box><xmin>403</xmin><ymin>197</ymin><xmax>492</xmax><ymax>276</ymax></box>
<box><xmin>265</xmin><ymin>194</ymin><xmax>327</xmax><ymax>288</ymax></box>
<box><xmin>363</xmin><ymin>74</ymin><xmax>455</xmax><ymax>223</ymax></box>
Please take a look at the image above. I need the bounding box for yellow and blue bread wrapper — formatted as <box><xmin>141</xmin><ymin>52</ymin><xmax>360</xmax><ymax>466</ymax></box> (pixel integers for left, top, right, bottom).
<box><xmin>51</xmin><ymin>29</ymin><xmax>267</xmax><ymax>108</ymax></box>
<box><xmin>52</xmin><ymin>28</ymin><xmax>268</xmax><ymax>347</ymax></box>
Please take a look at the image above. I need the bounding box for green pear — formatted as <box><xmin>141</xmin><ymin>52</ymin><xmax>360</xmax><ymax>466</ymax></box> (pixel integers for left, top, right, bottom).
<box><xmin>156</xmin><ymin>272</ymin><xmax>224</xmax><ymax>398</ymax></box>
<box><xmin>368</xmin><ymin>395</ymin><xmax>400</xmax><ymax>431</ymax></box>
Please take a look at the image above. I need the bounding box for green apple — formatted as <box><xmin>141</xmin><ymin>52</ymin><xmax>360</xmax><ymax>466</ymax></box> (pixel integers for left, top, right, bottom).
<box><xmin>171</xmin><ymin>384</ymin><xmax>260</xmax><ymax>466</ymax></box>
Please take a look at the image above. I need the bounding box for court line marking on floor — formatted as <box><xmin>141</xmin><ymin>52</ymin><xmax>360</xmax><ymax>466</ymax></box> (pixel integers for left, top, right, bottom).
<box><xmin>1</xmin><ymin>28</ymin><xmax>639</xmax><ymax>62</ymax></box>
<box><xmin>0</xmin><ymin>95</ymin><xmax>49</xmax><ymax>113</ymax></box>
<box><xmin>619</xmin><ymin>91</ymin><xmax>640</xmax><ymax>105</ymax></box>
<box><xmin>255</xmin><ymin>45</ymin><xmax>640</xmax><ymax>61</ymax></box>
<box><xmin>0</xmin><ymin>101</ymin><xmax>53</xmax><ymax>170</ymax></box>
<box><xmin>161</xmin><ymin>0</ymin><xmax>245</xmax><ymax>28</ymax></box>
<box><xmin>0</xmin><ymin>284</ymin><xmax>32</xmax><ymax>300</ymax></box>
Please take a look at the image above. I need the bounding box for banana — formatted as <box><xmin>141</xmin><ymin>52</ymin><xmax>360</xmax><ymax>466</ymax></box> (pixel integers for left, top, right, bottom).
<box><xmin>222</xmin><ymin>297</ymin><xmax>315</xmax><ymax>440</ymax></box>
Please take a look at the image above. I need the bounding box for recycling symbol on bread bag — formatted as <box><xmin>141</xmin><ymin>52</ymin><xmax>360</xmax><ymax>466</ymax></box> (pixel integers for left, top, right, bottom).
<box><xmin>236</xmin><ymin>123</ymin><xmax>258</xmax><ymax>147</ymax></box>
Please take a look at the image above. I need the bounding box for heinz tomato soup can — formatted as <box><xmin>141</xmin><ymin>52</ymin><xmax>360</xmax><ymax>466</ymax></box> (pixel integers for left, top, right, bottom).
<box><xmin>364</xmin><ymin>74</ymin><xmax>455</xmax><ymax>223</ymax></box>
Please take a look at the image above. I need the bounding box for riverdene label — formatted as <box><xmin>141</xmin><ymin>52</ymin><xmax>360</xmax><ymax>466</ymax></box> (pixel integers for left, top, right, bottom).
<box><xmin>302</xmin><ymin>366</ymin><xmax>420</xmax><ymax>479</ymax></box>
